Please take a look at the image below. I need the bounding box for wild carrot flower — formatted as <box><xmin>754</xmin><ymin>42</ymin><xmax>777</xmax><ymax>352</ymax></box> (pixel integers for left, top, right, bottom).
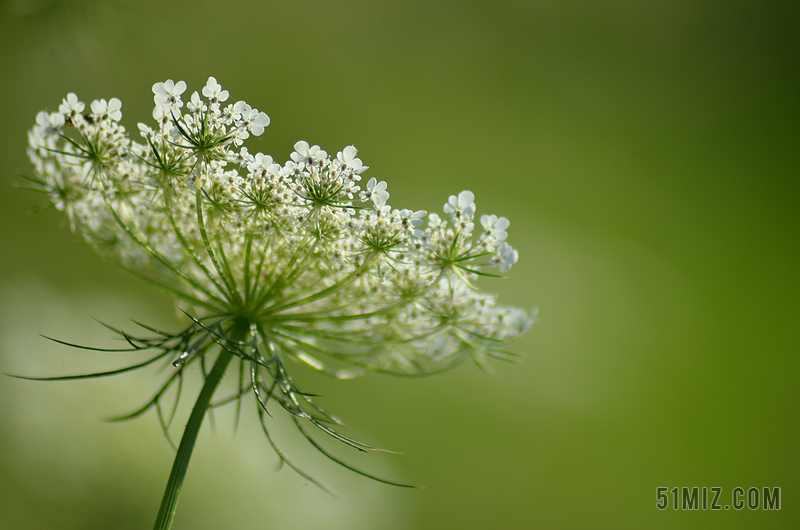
<box><xmin>23</xmin><ymin>76</ymin><xmax>534</xmax><ymax>528</ymax></box>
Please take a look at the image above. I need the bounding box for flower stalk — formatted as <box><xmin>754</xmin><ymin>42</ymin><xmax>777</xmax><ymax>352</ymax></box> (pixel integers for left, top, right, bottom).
<box><xmin>153</xmin><ymin>321</ymin><xmax>239</xmax><ymax>530</ymax></box>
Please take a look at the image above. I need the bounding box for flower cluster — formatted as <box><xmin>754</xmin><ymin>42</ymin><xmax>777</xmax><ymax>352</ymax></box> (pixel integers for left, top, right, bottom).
<box><xmin>25</xmin><ymin>77</ymin><xmax>533</xmax><ymax>487</ymax></box>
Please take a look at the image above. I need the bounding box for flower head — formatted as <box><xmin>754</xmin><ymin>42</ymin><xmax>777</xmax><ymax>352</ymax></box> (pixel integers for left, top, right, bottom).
<box><xmin>25</xmin><ymin>77</ymin><xmax>533</xmax><ymax>490</ymax></box>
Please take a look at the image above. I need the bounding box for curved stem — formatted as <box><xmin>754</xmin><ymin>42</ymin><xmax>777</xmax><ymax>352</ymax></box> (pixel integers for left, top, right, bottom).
<box><xmin>152</xmin><ymin>319</ymin><xmax>246</xmax><ymax>530</ymax></box>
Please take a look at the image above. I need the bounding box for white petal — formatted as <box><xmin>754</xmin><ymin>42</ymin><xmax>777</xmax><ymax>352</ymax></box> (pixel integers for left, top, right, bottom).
<box><xmin>458</xmin><ymin>190</ymin><xmax>475</xmax><ymax>209</ymax></box>
<box><xmin>294</xmin><ymin>140</ymin><xmax>310</xmax><ymax>155</ymax></box>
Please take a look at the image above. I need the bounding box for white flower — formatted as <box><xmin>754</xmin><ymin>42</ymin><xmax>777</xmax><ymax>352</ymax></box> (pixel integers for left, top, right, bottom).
<box><xmin>480</xmin><ymin>214</ymin><xmax>510</xmax><ymax>247</ymax></box>
<box><xmin>503</xmin><ymin>307</ymin><xmax>536</xmax><ymax>335</ymax></box>
<box><xmin>281</xmin><ymin>160</ymin><xmax>302</xmax><ymax>177</ymax></box>
<box><xmin>360</xmin><ymin>177</ymin><xmax>389</xmax><ymax>206</ymax></box>
<box><xmin>152</xmin><ymin>79</ymin><xmax>187</xmax><ymax>109</ymax></box>
<box><xmin>234</xmin><ymin>102</ymin><xmax>270</xmax><ymax>136</ymax></box>
<box><xmin>291</xmin><ymin>140</ymin><xmax>327</xmax><ymax>166</ymax></box>
<box><xmin>59</xmin><ymin>93</ymin><xmax>84</xmax><ymax>115</ymax></box>
<box><xmin>427</xmin><ymin>212</ymin><xmax>445</xmax><ymax>229</ymax></box>
<box><xmin>90</xmin><ymin>98</ymin><xmax>122</xmax><ymax>122</ymax></box>
<box><xmin>33</xmin><ymin>111</ymin><xmax>65</xmax><ymax>139</ymax></box>
<box><xmin>335</xmin><ymin>145</ymin><xmax>368</xmax><ymax>174</ymax></box>
<box><xmin>442</xmin><ymin>190</ymin><xmax>476</xmax><ymax>237</ymax></box>
<box><xmin>230</xmin><ymin>146</ymin><xmax>255</xmax><ymax>167</ymax></box>
<box><xmin>249</xmin><ymin>152</ymin><xmax>274</xmax><ymax>172</ymax></box>
<box><xmin>202</xmin><ymin>76</ymin><xmax>229</xmax><ymax>105</ymax></box>
<box><xmin>444</xmin><ymin>190</ymin><xmax>476</xmax><ymax>219</ymax></box>
<box><xmin>493</xmin><ymin>242</ymin><xmax>518</xmax><ymax>272</ymax></box>
<box><xmin>395</xmin><ymin>208</ymin><xmax>426</xmax><ymax>230</ymax></box>
<box><xmin>187</xmin><ymin>91</ymin><xmax>207</xmax><ymax>113</ymax></box>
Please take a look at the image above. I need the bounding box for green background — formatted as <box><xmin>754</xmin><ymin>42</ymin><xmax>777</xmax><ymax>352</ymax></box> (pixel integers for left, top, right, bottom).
<box><xmin>0</xmin><ymin>0</ymin><xmax>797</xmax><ymax>528</ymax></box>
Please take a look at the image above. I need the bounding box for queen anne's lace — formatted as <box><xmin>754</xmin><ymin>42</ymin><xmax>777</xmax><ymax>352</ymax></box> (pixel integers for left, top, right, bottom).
<box><xmin>27</xmin><ymin>78</ymin><xmax>533</xmax><ymax>378</ymax></box>
<box><xmin>27</xmin><ymin>76</ymin><xmax>533</xmax><ymax>423</ymax></box>
<box><xmin>26</xmin><ymin>76</ymin><xmax>534</xmax><ymax>490</ymax></box>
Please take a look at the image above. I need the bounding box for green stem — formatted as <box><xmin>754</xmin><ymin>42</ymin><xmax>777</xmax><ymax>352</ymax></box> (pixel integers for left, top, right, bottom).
<box><xmin>152</xmin><ymin>319</ymin><xmax>246</xmax><ymax>530</ymax></box>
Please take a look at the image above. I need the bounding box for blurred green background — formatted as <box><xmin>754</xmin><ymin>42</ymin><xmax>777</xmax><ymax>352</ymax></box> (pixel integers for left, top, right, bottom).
<box><xmin>1</xmin><ymin>0</ymin><xmax>798</xmax><ymax>528</ymax></box>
